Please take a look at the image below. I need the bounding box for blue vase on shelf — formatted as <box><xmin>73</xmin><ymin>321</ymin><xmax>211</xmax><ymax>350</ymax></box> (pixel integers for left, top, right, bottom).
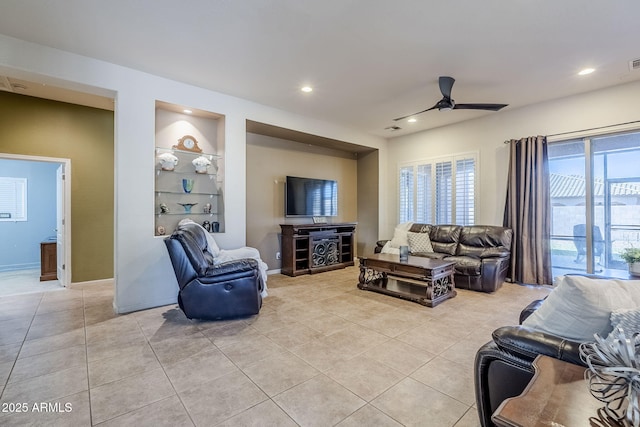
<box><xmin>182</xmin><ymin>178</ymin><xmax>194</xmax><ymax>193</ymax></box>
<box><xmin>178</xmin><ymin>203</ymin><xmax>197</xmax><ymax>213</ymax></box>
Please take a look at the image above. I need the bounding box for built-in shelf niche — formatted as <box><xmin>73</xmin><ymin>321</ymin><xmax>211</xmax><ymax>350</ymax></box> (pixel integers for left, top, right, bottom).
<box><xmin>154</xmin><ymin>100</ymin><xmax>225</xmax><ymax>236</ymax></box>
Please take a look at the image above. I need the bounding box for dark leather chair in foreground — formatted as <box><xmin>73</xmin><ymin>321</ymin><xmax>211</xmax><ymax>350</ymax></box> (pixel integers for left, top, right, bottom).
<box><xmin>474</xmin><ymin>299</ymin><xmax>584</xmax><ymax>427</ymax></box>
<box><xmin>164</xmin><ymin>222</ymin><xmax>263</xmax><ymax>320</ymax></box>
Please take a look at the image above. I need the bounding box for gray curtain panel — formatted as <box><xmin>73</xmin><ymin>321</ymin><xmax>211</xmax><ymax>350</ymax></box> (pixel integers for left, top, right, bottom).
<box><xmin>503</xmin><ymin>135</ymin><xmax>553</xmax><ymax>285</ymax></box>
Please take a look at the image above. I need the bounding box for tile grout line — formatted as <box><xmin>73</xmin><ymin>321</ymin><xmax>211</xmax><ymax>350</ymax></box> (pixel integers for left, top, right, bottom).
<box><xmin>0</xmin><ymin>292</ymin><xmax>45</xmax><ymax>402</ymax></box>
<box><xmin>83</xmin><ymin>288</ymin><xmax>95</xmax><ymax>426</ymax></box>
<box><xmin>133</xmin><ymin>311</ymin><xmax>198</xmax><ymax>427</ymax></box>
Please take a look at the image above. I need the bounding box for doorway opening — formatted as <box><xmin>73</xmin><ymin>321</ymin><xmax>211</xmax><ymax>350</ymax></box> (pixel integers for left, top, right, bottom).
<box><xmin>0</xmin><ymin>154</ymin><xmax>71</xmax><ymax>296</ymax></box>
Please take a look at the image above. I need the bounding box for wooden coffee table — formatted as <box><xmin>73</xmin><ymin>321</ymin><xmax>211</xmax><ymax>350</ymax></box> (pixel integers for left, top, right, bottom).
<box><xmin>357</xmin><ymin>253</ymin><xmax>456</xmax><ymax>307</ymax></box>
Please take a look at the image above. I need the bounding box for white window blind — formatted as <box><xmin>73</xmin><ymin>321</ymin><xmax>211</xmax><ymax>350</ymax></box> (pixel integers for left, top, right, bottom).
<box><xmin>399</xmin><ymin>166</ymin><xmax>414</xmax><ymax>223</ymax></box>
<box><xmin>455</xmin><ymin>158</ymin><xmax>476</xmax><ymax>225</ymax></box>
<box><xmin>398</xmin><ymin>153</ymin><xmax>476</xmax><ymax>226</ymax></box>
<box><xmin>435</xmin><ymin>161</ymin><xmax>453</xmax><ymax>224</ymax></box>
<box><xmin>416</xmin><ymin>164</ymin><xmax>432</xmax><ymax>223</ymax></box>
<box><xmin>0</xmin><ymin>177</ymin><xmax>27</xmax><ymax>222</ymax></box>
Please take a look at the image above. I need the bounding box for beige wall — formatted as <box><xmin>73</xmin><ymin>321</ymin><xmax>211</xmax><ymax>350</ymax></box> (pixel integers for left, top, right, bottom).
<box><xmin>356</xmin><ymin>150</ymin><xmax>379</xmax><ymax>255</ymax></box>
<box><xmin>246</xmin><ymin>132</ymin><xmax>358</xmax><ymax>269</ymax></box>
<box><xmin>0</xmin><ymin>34</ymin><xmax>386</xmax><ymax>313</ymax></box>
<box><xmin>385</xmin><ymin>79</ymin><xmax>640</xmax><ymax>239</ymax></box>
<box><xmin>0</xmin><ymin>91</ymin><xmax>114</xmax><ymax>282</ymax></box>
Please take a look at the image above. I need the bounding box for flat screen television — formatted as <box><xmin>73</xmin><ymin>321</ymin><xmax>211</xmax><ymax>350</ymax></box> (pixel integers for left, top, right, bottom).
<box><xmin>285</xmin><ymin>176</ymin><xmax>338</xmax><ymax>217</ymax></box>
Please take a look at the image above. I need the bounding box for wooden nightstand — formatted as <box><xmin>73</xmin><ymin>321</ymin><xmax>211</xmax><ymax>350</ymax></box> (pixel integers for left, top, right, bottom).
<box><xmin>40</xmin><ymin>240</ymin><xmax>57</xmax><ymax>281</ymax></box>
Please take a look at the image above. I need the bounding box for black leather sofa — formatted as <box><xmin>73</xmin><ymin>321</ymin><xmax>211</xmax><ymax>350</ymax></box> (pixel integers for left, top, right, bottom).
<box><xmin>474</xmin><ymin>299</ymin><xmax>584</xmax><ymax>427</ymax></box>
<box><xmin>376</xmin><ymin>224</ymin><xmax>513</xmax><ymax>292</ymax></box>
<box><xmin>164</xmin><ymin>222</ymin><xmax>264</xmax><ymax>320</ymax></box>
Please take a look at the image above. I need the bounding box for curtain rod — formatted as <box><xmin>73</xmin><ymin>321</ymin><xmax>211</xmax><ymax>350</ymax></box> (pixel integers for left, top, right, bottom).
<box><xmin>503</xmin><ymin>119</ymin><xmax>640</xmax><ymax>144</ymax></box>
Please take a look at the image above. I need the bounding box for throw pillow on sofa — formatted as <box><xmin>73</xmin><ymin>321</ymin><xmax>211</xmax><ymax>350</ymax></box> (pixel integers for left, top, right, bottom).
<box><xmin>407</xmin><ymin>231</ymin><xmax>434</xmax><ymax>254</ymax></box>
<box><xmin>381</xmin><ymin>222</ymin><xmax>414</xmax><ymax>254</ymax></box>
<box><xmin>389</xmin><ymin>222</ymin><xmax>413</xmax><ymax>248</ymax></box>
<box><xmin>522</xmin><ymin>275</ymin><xmax>640</xmax><ymax>342</ymax></box>
<box><xmin>610</xmin><ymin>307</ymin><xmax>640</xmax><ymax>335</ymax></box>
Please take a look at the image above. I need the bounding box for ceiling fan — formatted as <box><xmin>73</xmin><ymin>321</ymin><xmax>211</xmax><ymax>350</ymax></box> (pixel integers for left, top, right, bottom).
<box><xmin>393</xmin><ymin>76</ymin><xmax>508</xmax><ymax>121</ymax></box>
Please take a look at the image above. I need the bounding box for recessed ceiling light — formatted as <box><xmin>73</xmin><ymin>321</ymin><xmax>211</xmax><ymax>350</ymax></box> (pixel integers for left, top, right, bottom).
<box><xmin>301</xmin><ymin>86</ymin><xmax>313</xmax><ymax>93</ymax></box>
<box><xmin>578</xmin><ymin>68</ymin><xmax>595</xmax><ymax>76</ymax></box>
<box><xmin>407</xmin><ymin>118</ymin><xmax>417</xmax><ymax>123</ymax></box>
<box><xmin>183</xmin><ymin>109</ymin><xmax>192</xmax><ymax>114</ymax></box>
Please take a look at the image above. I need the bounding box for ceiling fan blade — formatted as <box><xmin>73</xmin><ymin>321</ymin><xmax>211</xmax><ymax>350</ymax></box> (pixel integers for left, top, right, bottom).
<box><xmin>453</xmin><ymin>103</ymin><xmax>508</xmax><ymax>111</ymax></box>
<box><xmin>393</xmin><ymin>104</ymin><xmax>438</xmax><ymax>121</ymax></box>
<box><xmin>439</xmin><ymin>76</ymin><xmax>455</xmax><ymax>98</ymax></box>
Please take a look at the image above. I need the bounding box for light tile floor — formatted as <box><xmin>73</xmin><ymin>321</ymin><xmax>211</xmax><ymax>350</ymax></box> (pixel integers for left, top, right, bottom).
<box><xmin>0</xmin><ymin>269</ymin><xmax>64</xmax><ymax>297</ymax></box>
<box><xmin>0</xmin><ymin>267</ymin><xmax>551</xmax><ymax>426</ymax></box>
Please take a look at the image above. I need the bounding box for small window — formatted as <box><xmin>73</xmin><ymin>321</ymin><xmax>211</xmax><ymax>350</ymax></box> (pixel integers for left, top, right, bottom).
<box><xmin>399</xmin><ymin>153</ymin><xmax>477</xmax><ymax>226</ymax></box>
<box><xmin>0</xmin><ymin>177</ymin><xmax>27</xmax><ymax>221</ymax></box>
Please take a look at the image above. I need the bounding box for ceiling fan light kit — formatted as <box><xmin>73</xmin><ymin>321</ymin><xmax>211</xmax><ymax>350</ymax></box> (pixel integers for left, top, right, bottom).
<box><xmin>393</xmin><ymin>76</ymin><xmax>508</xmax><ymax>122</ymax></box>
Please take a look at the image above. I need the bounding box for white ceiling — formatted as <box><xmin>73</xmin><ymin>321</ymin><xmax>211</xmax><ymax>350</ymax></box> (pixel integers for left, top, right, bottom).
<box><xmin>1</xmin><ymin>1</ymin><xmax>640</xmax><ymax>138</ymax></box>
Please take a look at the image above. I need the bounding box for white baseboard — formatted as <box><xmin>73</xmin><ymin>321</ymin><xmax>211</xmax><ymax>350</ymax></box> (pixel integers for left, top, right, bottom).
<box><xmin>70</xmin><ymin>278</ymin><xmax>114</xmax><ymax>288</ymax></box>
<box><xmin>267</xmin><ymin>269</ymin><xmax>281</xmax><ymax>275</ymax></box>
<box><xmin>0</xmin><ymin>263</ymin><xmax>39</xmax><ymax>272</ymax></box>
<box><xmin>114</xmin><ymin>296</ymin><xmax>178</xmax><ymax>315</ymax></box>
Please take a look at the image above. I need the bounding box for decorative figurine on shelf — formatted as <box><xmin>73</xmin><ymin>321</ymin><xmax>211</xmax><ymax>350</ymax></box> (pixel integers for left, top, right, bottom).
<box><xmin>202</xmin><ymin>221</ymin><xmax>213</xmax><ymax>232</ymax></box>
<box><xmin>192</xmin><ymin>156</ymin><xmax>211</xmax><ymax>174</ymax></box>
<box><xmin>178</xmin><ymin>203</ymin><xmax>198</xmax><ymax>213</ymax></box>
<box><xmin>212</xmin><ymin>221</ymin><xmax>220</xmax><ymax>232</ymax></box>
<box><xmin>173</xmin><ymin>135</ymin><xmax>202</xmax><ymax>153</ymax></box>
<box><xmin>156</xmin><ymin>225</ymin><xmax>166</xmax><ymax>236</ymax></box>
<box><xmin>182</xmin><ymin>178</ymin><xmax>194</xmax><ymax>193</ymax></box>
<box><xmin>203</xmin><ymin>203</ymin><xmax>212</xmax><ymax>214</ymax></box>
<box><xmin>159</xmin><ymin>203</ymin><xmax>169</xmax><ymax>214</ymax></box>
<box><xmin>157</xmin><ymin>152</ymin><xmax>179</xmax><ymax>171</ymax></box>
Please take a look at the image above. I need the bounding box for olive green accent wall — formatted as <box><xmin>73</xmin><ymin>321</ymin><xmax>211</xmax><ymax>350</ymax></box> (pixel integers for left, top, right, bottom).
<box><xmin>0</xmin><ymin>91</ymin><xmax>114</xmax><ymax>282</ymax></box>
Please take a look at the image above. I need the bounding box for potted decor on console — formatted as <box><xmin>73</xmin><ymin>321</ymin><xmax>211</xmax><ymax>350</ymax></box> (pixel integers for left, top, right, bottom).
<box><xmin>620</xmin><ymin>246</ymin><xmax>640</xmax><ymax>276</ymax></box>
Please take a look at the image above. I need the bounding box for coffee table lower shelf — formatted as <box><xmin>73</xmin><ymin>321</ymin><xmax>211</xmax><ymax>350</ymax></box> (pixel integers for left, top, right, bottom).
<box><xmin>358</xmin><ymin>277</ymin><xmax>456</xmax><ymax>307</ymax></box>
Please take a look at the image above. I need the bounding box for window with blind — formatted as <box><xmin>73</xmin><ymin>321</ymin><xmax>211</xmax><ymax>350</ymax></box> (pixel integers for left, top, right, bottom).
<box><xmin>398</xmin><ymin>153</ymin><xmax>476</xmax><ymax>225</ymax></box>
<box><xmin>0</xmin><ymin>177</ymin><xmax>27</xmax><ymax>222</ymax></box>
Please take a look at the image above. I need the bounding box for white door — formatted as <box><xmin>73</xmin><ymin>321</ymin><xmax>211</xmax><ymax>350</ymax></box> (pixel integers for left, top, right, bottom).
<box><xmin>56</xmin><ymin>165</ymin><xmax>66</xmax><ymax>286</ymax></box>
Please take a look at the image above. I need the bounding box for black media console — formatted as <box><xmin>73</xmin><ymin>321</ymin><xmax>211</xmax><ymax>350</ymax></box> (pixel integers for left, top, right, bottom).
<box><xmin>279</xmin><ymin>223</ymin><xmax>357</xmax><ymax>276</ymax></box>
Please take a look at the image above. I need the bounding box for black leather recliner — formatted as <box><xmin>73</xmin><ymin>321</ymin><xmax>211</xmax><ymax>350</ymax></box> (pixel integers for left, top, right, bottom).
<box><xmin>474</xmin><ymin>299</ymin><xmax>585</xmax><ymax>427</ymax></box>
<box><xmin>164</xmin><ymin>223</ymin><xmax>263</xmax><ymax>320</ymax></box>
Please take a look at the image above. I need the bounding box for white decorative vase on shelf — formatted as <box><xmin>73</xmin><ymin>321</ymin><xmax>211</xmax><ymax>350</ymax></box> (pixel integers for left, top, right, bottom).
<box><xmin>192</xmin><ymin>156</ymin><xmax>211</xmax><ymax>174</ymax></box>
<box><xmin>629</xmin><ymin>262</ymin><xmax>640</xmax><ymax>277</ymax></box>
<box><xmin>157</xmin><ymin>153</ymin><xmax>179</xmax><ymax>171</ymax></box>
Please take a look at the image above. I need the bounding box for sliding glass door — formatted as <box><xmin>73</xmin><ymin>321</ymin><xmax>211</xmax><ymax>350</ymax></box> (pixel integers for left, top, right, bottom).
<box><xmin>549</xmin><ymin>131</ymin><xmax>640</xmax><ymax>277</ymax></box>
<box><xmin>549</xmin><ymin>140</ymin><xmax>590</xmax><ymax>275</ymax></box>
